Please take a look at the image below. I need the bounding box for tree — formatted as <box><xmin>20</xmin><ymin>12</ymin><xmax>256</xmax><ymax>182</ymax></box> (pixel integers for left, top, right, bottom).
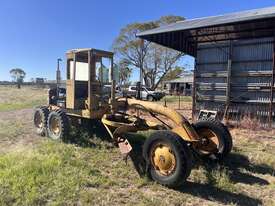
<box><xmin>113</xmin><ymin>22</ymin><xmax>156</xmax><ymax>86</ymax></box>
<box><xmin>113</xmin><ymin>15</ymin><xmax>185</xmax><ymax>89</ymax></box>
<box><xmin>117</xmin><ymin>59</ymin><xmax>132</xmax><ymax>85</ymax></box>
<box><xmin>145</xmin><ymin>45</ymin><xmax>184</xmax><ymax>89</ymax></box>
<box><xmin>10</xmin><ymin>68</ymin><xmax>26</xmax><ymax>89</ymax></box>
<box><xmin>162</xmin><ymin>66</ymin><xmax>185</xmax><ymax>82</ymax></box>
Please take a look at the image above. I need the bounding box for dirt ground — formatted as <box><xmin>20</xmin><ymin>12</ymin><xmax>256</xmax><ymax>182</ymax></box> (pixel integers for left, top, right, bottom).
<box><xmin>0</xmin><ymin>108</ymin><xmax>43</xmax><ymax>153</ymax></box>
<box><xmin>0</xmin><ymin>86</ymin><xmax>274</xmax><ymax>206</ymax></box>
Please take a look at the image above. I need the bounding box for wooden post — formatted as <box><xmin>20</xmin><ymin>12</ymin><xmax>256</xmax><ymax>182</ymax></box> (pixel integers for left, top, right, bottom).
<box><xmin>223</xmin><ymin>40</ymin><xmax>233</xmax><ymax>122</ymax></box>
<box><xmin>269</xmin><ymin>36</ymin><xmax>275</xmax><ymax>127</ymax></box>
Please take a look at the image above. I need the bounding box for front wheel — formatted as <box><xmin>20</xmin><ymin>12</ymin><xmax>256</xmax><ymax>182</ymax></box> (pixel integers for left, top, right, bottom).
<box><xmin>143</xmin><ymin>131</ymin><xmax>192</xmax><ymax>188</ymax></box>
<box><xmin>192</xmin><ymin>118</ymin><xmax>233</xmax><ymax>160</ymax></box>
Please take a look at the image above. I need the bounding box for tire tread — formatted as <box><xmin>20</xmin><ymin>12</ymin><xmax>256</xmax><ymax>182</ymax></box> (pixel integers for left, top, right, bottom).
<box><xmin>143</xmin><ymin>131</ymin><xmax>192</xmax><ymax>187</ymax></box>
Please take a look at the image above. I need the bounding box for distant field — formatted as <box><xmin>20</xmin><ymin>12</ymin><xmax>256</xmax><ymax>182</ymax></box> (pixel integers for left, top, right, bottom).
<box><xmin>0</xmin><ymin>86</ymin><xmax>274</xmax><ymax>206</ymax></box>
<box><xmin>0</xmin><ymin>85</ymin><xmax>47</xmax><ymax>111</ymax></box>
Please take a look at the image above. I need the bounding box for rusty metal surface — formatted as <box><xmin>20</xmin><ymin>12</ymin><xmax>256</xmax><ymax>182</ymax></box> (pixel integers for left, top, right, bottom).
<box><xmin>118</xmin><ymin>138</ymin><xmax>133</xmax><ymax>155</ymax></box>
<box><xmin>138</xmin><ymin>7</ymin><xmax>275</xmax><ymax>37</ymax></box>
<box><xmin>195</xmin><ymin>37</ymin><xmax>275</xmax><ymax>125</ymax></box>
<box><xmin>269</xmin><ymin>36</ymin><xmax>275</xmax><ymax>126</ymax></box>
<box><xmin>137</xmin><ymin>7</ymin><xmax>275</xmax><ymax>55</ymax></box>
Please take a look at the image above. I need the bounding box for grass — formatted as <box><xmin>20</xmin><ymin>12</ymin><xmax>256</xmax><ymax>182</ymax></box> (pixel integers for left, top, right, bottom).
<box><xmin>0</xmin><ymin>141</ymin><xmax>116</xmax><ymax>205</ymax></box>
<box><xmin>0</xmin><ymin>86</ymin><xmax>274</xmax><ymax>205</ymax></box>
<box><xmin>0</xmin><ymin>86</ymin><xmax>47</xmax><ymax>111</ymax></box>
<box><xmin>0</xmin><ymin>127</ymin><xmax>274</xmax><ymax>205</ymax></box>
<box><xmin>0</xmin><ymin>100</ymin><xmax>46</xmax><ymax>112</ymax></box>
<box><xmin>161</xmin><ymin>95</ymin><xmax>192</xmax><ymax>103</ymax></box>
<box><xmin>0</xmin><ymin>120</ymin><xmax>24</xmax><ymax>140</ymax></box>
<box><xmin>0</xmin><ymin>100</ymin><xmax>46</xmax><ymax>111</ymax></box>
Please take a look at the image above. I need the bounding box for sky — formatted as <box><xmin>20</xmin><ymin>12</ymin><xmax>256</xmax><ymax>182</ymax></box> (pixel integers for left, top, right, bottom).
<box><xmin>0</xmin><ymin>0</ymin><xmax>275</xmax><ymax>81</ymax></box>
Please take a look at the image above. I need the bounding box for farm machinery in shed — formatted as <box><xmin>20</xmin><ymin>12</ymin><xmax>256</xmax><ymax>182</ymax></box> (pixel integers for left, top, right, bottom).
<box><xmin>33</xmin><ymin>48</ymin><xmax>232</xmax><ymax>187</ymax></box>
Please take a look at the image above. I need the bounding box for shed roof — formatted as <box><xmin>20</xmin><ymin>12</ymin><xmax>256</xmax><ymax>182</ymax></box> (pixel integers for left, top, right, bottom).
<box><xmin>137</xmin><ymin>6</ymin><xmax>275</xmax><ymax>56</ymax></box>
<box><xmin>66</xmin><ymin>48</ymin><xmax>114</xmax><ymax>62</ymax></box>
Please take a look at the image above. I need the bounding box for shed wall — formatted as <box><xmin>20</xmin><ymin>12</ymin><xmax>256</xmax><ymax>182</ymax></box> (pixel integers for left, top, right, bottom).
<box><xmin>195</xmin><ymin>37</ymin><xmax>274</xmax><ymax>125</ymax></box>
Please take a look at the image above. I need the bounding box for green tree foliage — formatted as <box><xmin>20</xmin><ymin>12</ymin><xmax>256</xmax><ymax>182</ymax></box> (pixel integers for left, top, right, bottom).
<box><xmin>113</xmin><ymin>22</ymin><xmax>155</xmax><ymax>86</ymax></box>
<box><xmin>9</xmin><ymin>68</ymin><xmax>26</xmax><ymax>89</ymax></box>
<box><xmin>113</xmin><ymin>16</ymin><xmax>185</xmax><ymax>89</ymax></box>
<box><xmin>162</xmin><ymin>66</ymin><xmax>185</xmax><ymax>82</ymax></box>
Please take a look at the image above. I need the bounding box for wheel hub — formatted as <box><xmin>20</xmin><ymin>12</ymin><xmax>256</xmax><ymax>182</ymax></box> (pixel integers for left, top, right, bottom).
<box><xmin>196</xmin><ymin>128</ymin><xmax>219</xmax><ymax>154</ymax></box>
<box><xmin>151</xmin><ymin>144</ymin><xmax>176</xmax><ymax>176</ymax></box>
<box><xmin>50</xmin><ymin>117</ymin><xmax>60</xmax><ymax>135</ymax></box>
<box><xmin>201</xmin><ymin>137</ymin><xmax>210</xmax><ymax>145</ymax></box>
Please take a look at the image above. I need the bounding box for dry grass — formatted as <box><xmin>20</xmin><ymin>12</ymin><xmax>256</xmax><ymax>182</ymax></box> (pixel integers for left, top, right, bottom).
<box><xmin>161</xmin><ymin>95</ymin><xmax>192</xmax><ymax>103</ymax></box>
<box><xmin>0</xmin><ymin>86</ymin><xmax>274</xmax><ymax>206</ymax></box>
<box><xmin>0</xmin><ymin>85</ymin><xmax>47</xmax><ymax>111</ymax></box>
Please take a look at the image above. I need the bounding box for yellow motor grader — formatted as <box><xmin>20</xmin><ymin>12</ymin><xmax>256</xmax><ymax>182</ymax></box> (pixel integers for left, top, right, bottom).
<box><xmin>33</xmin><ymin>48</ymin><xmax>232</xmax><ymax>188</ymax></box>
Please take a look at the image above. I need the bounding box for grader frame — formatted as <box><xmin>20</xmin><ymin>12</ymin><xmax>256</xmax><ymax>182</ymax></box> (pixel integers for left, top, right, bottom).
<box><xmin>34</xmin><ymin>48</ymin><xmax>233</xmax><ymax>188</ymax></box>
<box><xmin>58</xmin><ymin>48</ymin><xmax>199</xmax><ymax>143</ymax></box>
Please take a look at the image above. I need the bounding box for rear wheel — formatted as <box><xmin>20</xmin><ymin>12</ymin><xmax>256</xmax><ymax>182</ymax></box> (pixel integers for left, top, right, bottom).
<box><xmin>47</xmin><ymin>109</ymin><xmax>69</xmax><ymax>140</ymax></box>
<box><xmin>192</xmin><ymin>118</ymin><xmax>233</xmax><ymax>160</ymax></box>
<box><xmin>33</xmin><ymin>107</ymin><xmax>49</xmax><ymax>136</ymax></box>
<box><xmin>143</xmin><ymin>131</ymin><xmax>192</xmax><ymax>188</ymax></box>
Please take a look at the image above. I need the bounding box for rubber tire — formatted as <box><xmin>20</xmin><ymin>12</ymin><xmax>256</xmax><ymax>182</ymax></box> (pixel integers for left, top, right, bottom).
<box><xmin>33</xmin><ymin>107</ymin><xmax>49</xmax><ymax>136</ymax></box>
<box><xmin>147</xmin><ymin>95</ymin><xmax>154</xmax><ymax>101</ymax></box>
<box><xmin>192</xmin><ymin>117</ymin><xmax>233</xmax><ymax>159</ymax></box>
<box><xmin>143</xmin><ymin>131</ymin><xmax>192</xmax><ymax>188</ymax></box>
<box><xmin>47</xmin><ymin>109</ymin><xmax>69</xmax><ymax>140</ymax></box>
<box><xmin>203</xmin><ymin>117</ymin><xmax>232</xmax><ymax>156</ymax></box>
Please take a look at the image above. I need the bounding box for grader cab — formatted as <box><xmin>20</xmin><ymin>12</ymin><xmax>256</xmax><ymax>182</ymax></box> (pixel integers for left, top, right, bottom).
<box><xmin>34</xmin><ymin>48</ymin><xmax>233</xmax><ymax>188</ymax></box>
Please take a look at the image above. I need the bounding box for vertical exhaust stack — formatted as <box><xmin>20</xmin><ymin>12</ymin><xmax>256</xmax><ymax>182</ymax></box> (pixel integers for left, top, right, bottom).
<box><xmin>56</xmin><ymin>58</ymin><xmax>62</xmax><ymax>99</ymax></box>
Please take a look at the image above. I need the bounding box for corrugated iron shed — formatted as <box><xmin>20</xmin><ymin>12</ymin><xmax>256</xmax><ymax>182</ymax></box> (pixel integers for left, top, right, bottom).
<box><xmin>137</xmin><ymin>6</ymin><xmax>275</xmax><ymax>56</ymax></box>
<box><xmin>138</xmin><ymin>6</ymin><xmax>275</xmax><ymax>36</ymax></box>
<box><xmin>138</xmin><ymin>6</ymin><xmax>275</xmax><ymax>127</ymax></box>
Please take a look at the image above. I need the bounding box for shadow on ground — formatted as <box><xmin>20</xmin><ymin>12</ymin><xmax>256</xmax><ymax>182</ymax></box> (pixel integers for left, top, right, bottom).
<box><xmin>66</xmin><ymin>124</ymin><xmax>273</xmax><ymax>206</ymax></box>
<box><xmin>122</xmin><ymin>133</ymin><xmax>272</xmax><ymax>206</ymax></box>
<box><xmin>178</xmin><ymin>181</ymin><xmax>262</xmax><ymax>206</ymax></box>
<box><xmin>218</xmin><ymin>153</ymin><xmax>274</xmax><ymax>185</ymax></box>
<box><xmin>65</xmin><ymin>119</ymin><xmax>113</xmax><ymax>148</ymax></box>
